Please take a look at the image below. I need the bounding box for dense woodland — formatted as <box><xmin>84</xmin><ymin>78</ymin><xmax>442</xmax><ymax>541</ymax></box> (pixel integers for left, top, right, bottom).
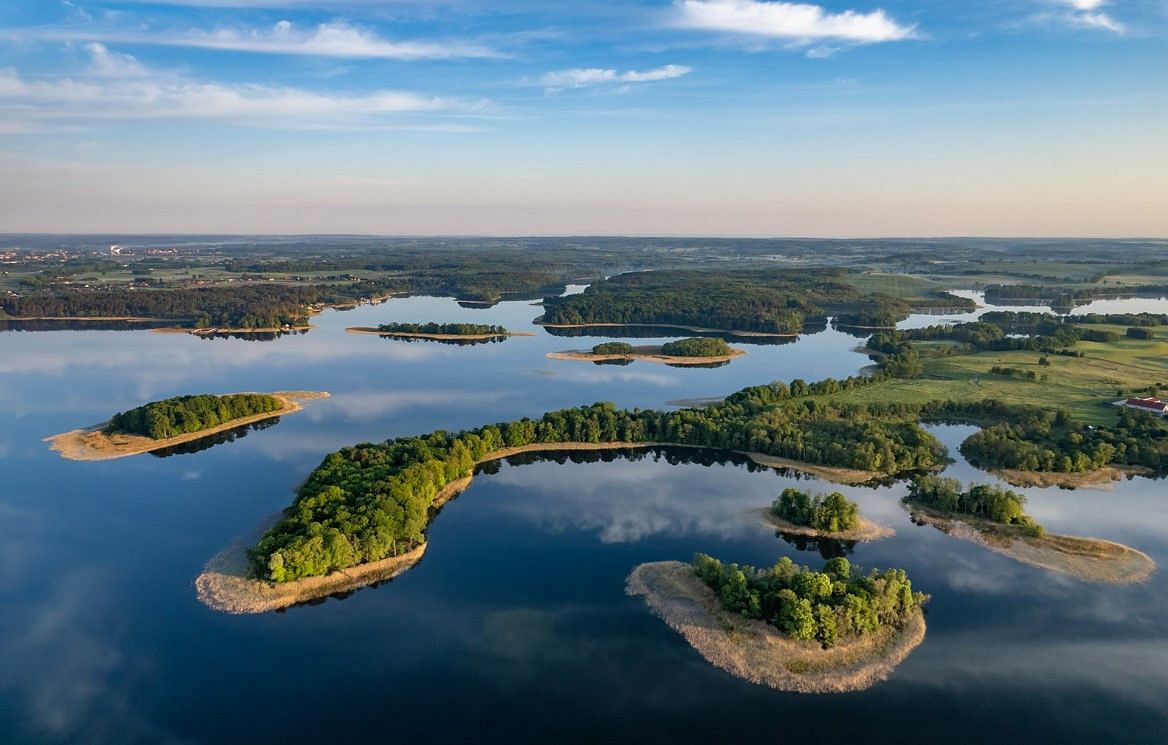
<box><xmin>105</xmin><ymin>394</ymin><xmax>283</xmax><ymax>440</ymax></box>
<box><xmin>660</xmin><ymin>337</ymin><xmax>733</xmax><ymax>357</ymax></box>
<box><xmin>377</xmin><ymin>322</ymin><xmax>508</xmax><ymax>336</ymax></box>
<box><xmin>692</xmin><ymin>554</ymin><xmax>924</xmax><ymax>648</ymax></box>
<box><xmin>1</xmin><ymin>285</ymin><xmax>323</xmax><ymax>328</ymax></box>
<box><xmin>906</xmin><ymin>476</ymin><xmax>1042</xmax><ymax>536</ymax></box>
<box><xmin>250</xmin><ymin>393</ymin><xmax>950</xmax><ymax>581</ymax></box>
<box><xmin>772</xmin><ymin>488</ymin><xmax>860</xmax><ymax>533</ymax></box>
<box><xmin>540</xmin><ymin>269</ymin><xmax>970</xmax><ymax>334</ymax></box>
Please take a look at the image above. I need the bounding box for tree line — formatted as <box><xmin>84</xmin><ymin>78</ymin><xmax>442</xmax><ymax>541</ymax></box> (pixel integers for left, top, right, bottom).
<box><xmin>251</xmin><ymin>392</ymin><xmax>951</xmax><ymax>582</ymax></box>
<box><xmin>692</xmin><ymin>554</ymin><xmax>924</xmax><ymax>648</ymax></box>
<box><xmin>106</xmin><ymin>394</ymin><xmax>283</xmax><ymax>440</ymax></box>
<box><xmin>377</xmin><ymin>322</ymin><xmax>509</xmax><ymax>336</ymax></box>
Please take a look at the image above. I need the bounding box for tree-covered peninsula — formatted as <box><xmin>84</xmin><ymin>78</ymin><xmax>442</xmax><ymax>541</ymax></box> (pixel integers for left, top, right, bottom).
<box><xmin>106</xmin><ymin>394</ymin><xmax>284</xmax><ymax>439</ymax></box>
<box><xmin>49</xmin><ymin>391</ymin><xmax>329</xmax><ymax>462</ymax></box>
<box><xmin>626</xmin><ymin>556</ymin><xmax>927</xmax><ymax>693</ymax></box>
<box><xmin>539</xmin><ymin>269</ymin><xmax>971</xmax><ymax>335</ymax></box>
<box><xmin>904</xmin><ymin>476</ymin><xmax>1154</xmax><ymax>583</ymax></box>
<box><xmin>376</xmin><ymin>322</ymin><xmax>510</xmax><ymax>336</ymax></box>
<box><xmin>249</xmin><ymin>396</ymin><xmax>947</xmax><ymax>584</ymax></box>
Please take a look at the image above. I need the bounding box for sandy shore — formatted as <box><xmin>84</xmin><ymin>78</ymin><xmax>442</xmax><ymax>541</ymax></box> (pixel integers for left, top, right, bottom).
<box><xmin>547</xmin><ymin>345</ymin><xmax>746</xmax><ymax>366</ymax></box>
<box><xmin>535</xmin><ymin>320</ymin><xmax>797</xmax><ymax>338</ymax></box>
<box><xmin>906</xmin><ymin>502</ymin><xmax>1156</xmax><ymax>584</ymax></box>
<box><xmin>46</xmin><ymin>391</ymin><xmax>329</xmax><ymax>462</ymax></box>
<box><xmin>626</xmin><ymin>561</ymin><xmax>926</xmax><ymax>693</ymax></box>
<box><xmin>198</xmin><ymin>441</ymin><xmax>885</xmax><ymax>614</ymax></box>
<box><xmin>346</xmin><ymin>327</ymin><xmax>535</xmax><ymax>340</ymax></box>
<box><xmin>757</xmin><ymin>510</ymin><xmax>894</xmax><ymax>541</ymax></box>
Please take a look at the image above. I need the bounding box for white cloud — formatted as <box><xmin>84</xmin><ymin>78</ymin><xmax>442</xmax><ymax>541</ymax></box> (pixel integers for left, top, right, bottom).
<box><xmin>675</xmin><ymin>0</ymin><xmax>915</xmax><ymax>44</ymax></box>
<box><xmin>540</xmin><ymin>64</ymin><xmax>691</xmax><ymax>91</ymax></box>
<box><xmin>0</xmin><ymin>44</ymin><xmax>481</xmax><ymax>128</ymax></box>
<box><xmin>1042</xmin><ymin>0</ymin><xmax>1125</xmax><ymax>33</ymax></box>
<box><xmin>38</xmin><ymin>20</ymin><xmax>501</xmax><ymax>61</ymax></box>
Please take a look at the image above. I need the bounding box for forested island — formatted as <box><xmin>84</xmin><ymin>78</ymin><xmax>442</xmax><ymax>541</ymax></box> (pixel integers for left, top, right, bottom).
<box><xmin>765</xmin><ymin>488</ymin><xmax>891</xmax><ymax>541</ymax></box>
<box><xmin>538</xmin><ymin>269</ymin><xmax>972</xmax><ymax>335</ymax></box>
<box><xmin>547</xmin><ymin>337</ymin><xmax>744</xmax><ymax>366</ymax></box>
<box><xmin>47</xmin><ymin>391</ymin><xmax>329</xmax><ymax>461</ymax></box>
<box><xmin>904</xmin><ymin>476</ymin><xmax>1154</xmax><ymax>583</ymax></box>
<box><xmin>626</xmin><ymin>555</ymin><xmax>926</xmax><ymax>693</ymax></box>
<box><xmin>347</xmin><ymin>322</ymin><xmax>534</xmax><ymax>341</ymax></box>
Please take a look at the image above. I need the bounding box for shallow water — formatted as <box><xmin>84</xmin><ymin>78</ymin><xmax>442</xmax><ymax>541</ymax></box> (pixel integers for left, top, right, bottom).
<box><xmin>0</xmin><ymin>295</ymin><xmax>1165</xmax><ymax>744</ymax></box>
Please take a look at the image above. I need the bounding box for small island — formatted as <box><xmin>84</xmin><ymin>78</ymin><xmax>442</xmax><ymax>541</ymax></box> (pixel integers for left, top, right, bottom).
<box><xmin>762</xmin><ymin>487</ymin><xmax>892</xmax><ymax>541</ymax></box>
<box><xmin>627</xmin><ymin>554</ymin><xmax>926</xmax><ymax>693</ymax></box>
<box><xmin>904</xmin><ymin>476</ymin><xmax>1155</xmax><ymax>584</ymax></box>
<box><xmin>347</xmin><ymin>322</ymin><xmax>535</xmax><ymax>341</ymax></box>
<box><xmin>46</xmin><ymin>391</ymin><xmax>329</xmax><ymax>461</ymax></box>
<box><xmin>547</xmin><ymin>338</ymin><xmax>746</xmax><ymax>366</ymax></box>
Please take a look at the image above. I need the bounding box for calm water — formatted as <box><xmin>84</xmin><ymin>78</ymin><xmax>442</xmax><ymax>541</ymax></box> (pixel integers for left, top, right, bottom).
<box><xmin>1</xmin><ymin>295</ymin><xmax>1166</xmax><ymax>744</ymax></box>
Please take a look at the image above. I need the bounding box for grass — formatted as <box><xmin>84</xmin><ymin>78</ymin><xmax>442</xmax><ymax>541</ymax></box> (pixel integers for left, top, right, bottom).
<box><xmin>815</xmin><ymin>326</ymin><xmax>1168</xmax><ymax>426</ymax></box>
<box><xmin>844</xmin><ymin>273</ymin><xmax>948</xmax><ymax>300</ymax></box>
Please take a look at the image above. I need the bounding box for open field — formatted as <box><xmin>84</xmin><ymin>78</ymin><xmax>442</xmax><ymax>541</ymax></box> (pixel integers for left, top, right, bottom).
<box><xmin>816</xmin><ymin>325</ymin><xmax>1168</xmax><ymax>425</ymax></box>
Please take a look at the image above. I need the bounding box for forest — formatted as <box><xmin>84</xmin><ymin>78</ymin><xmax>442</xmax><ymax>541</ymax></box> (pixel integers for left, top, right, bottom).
<box><xmin>377</xmin><ymin>322</ymin><xmax>509</xmax><ymax>336</ymax></box>
<box><xmin>772</xmin><ymin>488</ymin><xmax>860</xmax><ymax>533</ymax></box>
<box><xmin>905</xmin><ymin>476</ymin><xmax>1042</xmax><ymax>536</ymax></box>
<box><xmin>250</xmin><ymin>393</ymin><xmax>950</xmax><ymax>582</ymax></box>
<box><xmin>660</xmin><ymin>337</ymin><xmax>733</xmax><ymax>357</ymax></box>
<box><xmin>539</xmin><ymin>269</ymin><xmax>972</xmax><ymax>334</ymax></box>
<box><xmin>691</xmin><ymin>554</ymin><xmax>924</xmax><ymax>648</ymax></box>
<box><xmin>105</xmin><ymin>394</ymin><xmax>283</xmax><ymax>440</ymax></box>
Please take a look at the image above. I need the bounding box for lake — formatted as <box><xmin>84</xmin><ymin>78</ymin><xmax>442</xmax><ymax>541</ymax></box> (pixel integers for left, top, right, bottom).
<box><xmin>1</xmin><ymin>294</ymin><xmax>1166</xmax><ymax>743</ymax></box>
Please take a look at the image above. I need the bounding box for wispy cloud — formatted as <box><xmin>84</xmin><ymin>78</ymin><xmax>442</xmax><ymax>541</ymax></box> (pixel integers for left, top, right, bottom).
<box><xmin>0</xmin><ymin>43</ymin><xmax>483</xmax><ymax>129</ymax></box>
<box><xmin>29</xmin><ymin>20</ymin><xmax>502</xmax><ymax>60</ymax></box>
<box><xmin>1051</xmin><ymin>0</ymin><xmax>1125</xmax><ymax>33</ymax></box>
<box><xmin>540</xmin><ymin>64</ymin><xmax>692</xmax><ymax>91</ymax></box>
<box><xmin>675</xmin><ymin>0</ymin><xmax>915</xmax><ymax>46</ymax></box>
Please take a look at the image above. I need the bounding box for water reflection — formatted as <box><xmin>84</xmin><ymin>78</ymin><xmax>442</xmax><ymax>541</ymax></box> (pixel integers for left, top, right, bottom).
<box><xmin>776</xmin><ymin>532</ymin><xmax>857</xmax><ymax>559</ymax></box>
<box><xmin>148</xmin><ymin>418</ymin><xmax>280</xmax><ymax>457</ymax></box>
<box><xmin>540</xmin><ymin>324</ymin><xmax>800</xmax><ymax>346</ymax></box>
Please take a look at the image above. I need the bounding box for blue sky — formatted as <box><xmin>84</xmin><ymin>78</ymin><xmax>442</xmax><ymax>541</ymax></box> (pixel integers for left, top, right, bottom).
<box><xmin>0</xmin><ymin>1</ymin><xmax>1165</xmax><ymax>235</ymax></box>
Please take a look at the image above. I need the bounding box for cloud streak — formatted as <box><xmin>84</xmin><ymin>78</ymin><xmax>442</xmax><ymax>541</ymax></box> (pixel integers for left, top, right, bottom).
<box><xmin>0</xmin><ymin>44</ymin><xmax>481</xmax><ymax>128</ymax></box>
<box><xmin>1054</xmin><ymin>0</ymin><xmax>1125</xmax><ymax>33</ymax></box>
<box><xmin>540</xmin><ymin>64</ymin><xmax>692</xmax><ymax>91</ymax></box>
<box><xmin>34</xmin><ymin>20</ymin><xmax>501</xmax><ymax>61</ymax></box>
<box><xmin>675</xmin><ymin>0</ymin><xmax>915</xmax><ymax>44</ymax></box>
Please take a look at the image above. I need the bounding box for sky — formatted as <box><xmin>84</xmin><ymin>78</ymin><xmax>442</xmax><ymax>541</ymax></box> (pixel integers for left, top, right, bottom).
<box><xmin>0</xmin><ymin>0</ymin><xmax>1165</xmax><ymax>236</ymax></box>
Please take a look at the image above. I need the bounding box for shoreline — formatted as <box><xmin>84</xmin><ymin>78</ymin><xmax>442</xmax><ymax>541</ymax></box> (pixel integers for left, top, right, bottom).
<box><xmin>992</xmin><ymin>465</ymin><xmax>1154</xmax><ymax>489</ymax></box>
<box><xmin>197</xmin><ymin>442</ymin><xmax>886</xmax><ymax>614</ymax></box>
<box><xmin>534</xmin><ymin>320</ymin><xmax>797</xmax><ymax>338</ymax></box>
<box><xmin>905</xmin><ymin>501</ymin><xmax>1155</xmax><ymax>584</ymax></box>
<box><xmin>757</xmin><ymin>509</ymin><xmax>894</xmax><ymax>542</ymax></box>
<box><xmin>626</xmin><ymin>561</ymin><xmax>926</xmax><ymax>694</ymax></box>
<box><xmin>45</xmin><ymin>391</ymin><xmax>329</xmax><ymax>462</ymax></box>
<box><xmin>346</xmin><ymin>327</ymin><xmax>536</xmax><ymax>340</ymax></box>
<box><xmin>547</xmin><ymin>346</ymin><xmax>746</xmax><ymax>366</ymax></box>
<box><xmin>152</xmin><ymin>325</ymin><xmax>314</xmax><ymax>335</ymax></box>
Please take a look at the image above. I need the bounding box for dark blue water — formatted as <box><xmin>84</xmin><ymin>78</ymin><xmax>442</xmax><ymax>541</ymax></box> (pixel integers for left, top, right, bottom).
<box><xmin>1</xmin><ymin>295</ymin><xmax>1165</xmax><ymax>743</ymax></box>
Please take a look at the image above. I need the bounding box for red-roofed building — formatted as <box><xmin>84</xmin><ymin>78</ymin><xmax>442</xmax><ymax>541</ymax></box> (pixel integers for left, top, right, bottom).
<box><xmin>1124</xmin><ymin>397</ymin><xmax>1168</xmax><ymax>415</ymax></box>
